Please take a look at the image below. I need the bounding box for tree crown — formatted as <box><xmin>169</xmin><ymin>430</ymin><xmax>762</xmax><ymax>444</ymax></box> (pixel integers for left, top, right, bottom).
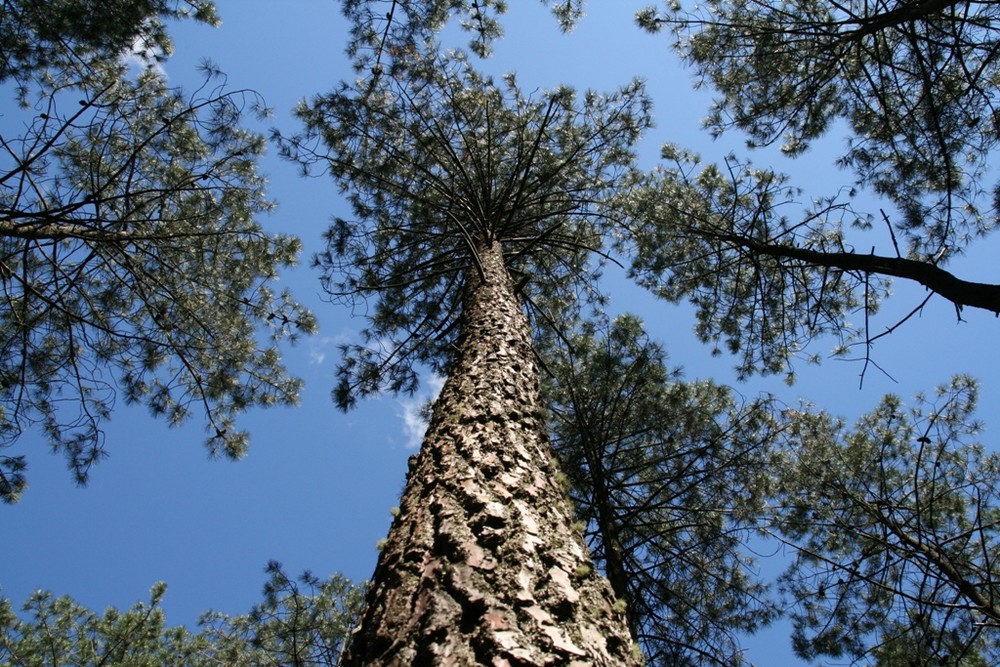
<box><xmin>0</xmin><ymin>0</ymin><xmax>315</xmax><ymax>502</ymax></box>
<box><xmin>281</xmin><ymin>50</ymin><xmax>650</xmax><ymax>408</ymax></box>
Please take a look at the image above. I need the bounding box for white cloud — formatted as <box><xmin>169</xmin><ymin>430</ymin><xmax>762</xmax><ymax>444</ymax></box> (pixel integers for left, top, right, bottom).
<box><xmin>120</xmin><ymin>33</ymin><xmax>168</xmax><ymax>78</ymax></box>
<box><xmin>397</xmin><ymin>374</ymin><xmax>445</xmax><ymax>449</ymax></box>
<box><xmin>308</xmin><ymin>340</ymin><xmax>330</xmax><ymax>366</ymax></box>
<box><xmin>307</xmin><ymin>335</ymin><xmax>347</xmax><ymax>367</ymax></box>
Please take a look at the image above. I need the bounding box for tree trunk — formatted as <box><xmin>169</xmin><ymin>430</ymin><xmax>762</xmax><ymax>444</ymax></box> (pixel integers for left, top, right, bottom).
<box><xmin>342</xmin><ymin>241</ymin><xmax>641</xmax><ymax>666</ymax></box>
<box><xmin>579</xmin><ymin>440</ymin><xmax>641</xmax><ymax>642</ymax></box>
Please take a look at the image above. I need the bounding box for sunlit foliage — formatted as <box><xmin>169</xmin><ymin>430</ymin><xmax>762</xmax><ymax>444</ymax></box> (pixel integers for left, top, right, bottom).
<box><xmin>0</xmin><ymin>563</ymin><xmax>363</xmax><ymax>666</ymax></box>
<box><xmin>772</xmin><ymin>376</ymin><xmax>999</xmax><ymax>664</ymax></box>
<box><xmin>0</xmin><ymin>1</ymin><xmax>314</xmax><ymax>501</ymax></box>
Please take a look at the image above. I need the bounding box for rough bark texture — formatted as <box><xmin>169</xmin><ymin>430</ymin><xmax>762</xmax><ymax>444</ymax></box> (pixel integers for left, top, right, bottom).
<box><xmin>342</xmin><ymin>241</ymin><xmax>641</xmax><ymax>666</ymax></box>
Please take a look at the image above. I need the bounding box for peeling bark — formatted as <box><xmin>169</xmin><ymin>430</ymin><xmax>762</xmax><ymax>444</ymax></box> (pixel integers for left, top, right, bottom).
<box><xmin>342</xmin><ymin>241</ymin><xmax>640</xmax><ymax>666</ymax></box>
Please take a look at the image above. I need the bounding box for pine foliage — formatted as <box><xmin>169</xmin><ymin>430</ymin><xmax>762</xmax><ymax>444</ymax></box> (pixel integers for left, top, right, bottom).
<box><xmin>0</xmin><ymin>1</ymin><xmax>314</xmax><ymax>501</ymax></box>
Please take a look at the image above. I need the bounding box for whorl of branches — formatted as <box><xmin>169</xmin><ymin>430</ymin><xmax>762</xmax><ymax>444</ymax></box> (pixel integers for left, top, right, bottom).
<box><xmin>279</xmin><ymin>52</ymin><xmax>650</xmax><ymax>408</ymax></box>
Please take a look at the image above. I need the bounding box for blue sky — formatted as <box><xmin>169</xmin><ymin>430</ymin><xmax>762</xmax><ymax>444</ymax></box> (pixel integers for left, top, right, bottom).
<box><xmin>3</xmin><ymin>2</ymin><xmax>998</xmax><ymax>664</ymax></box>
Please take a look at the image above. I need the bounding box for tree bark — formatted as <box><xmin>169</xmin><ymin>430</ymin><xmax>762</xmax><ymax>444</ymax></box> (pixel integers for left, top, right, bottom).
<box><xmin>342</xmin><ymin>241</ymin><xmax>640</xmax><ymax>666</ymax></box>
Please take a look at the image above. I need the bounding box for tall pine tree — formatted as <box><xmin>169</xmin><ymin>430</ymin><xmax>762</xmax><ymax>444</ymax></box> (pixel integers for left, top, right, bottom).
<box><xmin>319</xmin><ymin>2</ymin><xmax>1000</xmax><ymax>662</ymax></box>
<box><xmin>281</xmin><ymin>49</ymin><xmax>649</xmax><ymax>663</ymax></box>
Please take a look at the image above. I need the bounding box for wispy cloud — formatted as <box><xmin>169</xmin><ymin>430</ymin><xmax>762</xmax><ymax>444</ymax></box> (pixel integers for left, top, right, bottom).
<box><xmin>397</xmin><ymin>374</ymin><xmax>445</xmax><ymax>449</ymax></box>
<box><xmin>308</xmin><ymin>340</ymin><xmax>331</xmax><ymax>366</ymax></box>
<box><xmin>307</xmin><ymin>335</ymin><xmax>348</xmax><ymax>367</ymax></box>
<box><xmin>120</xmin><ymin>32</ymin><xmax>168</xmax><ymax>78</ymax></box>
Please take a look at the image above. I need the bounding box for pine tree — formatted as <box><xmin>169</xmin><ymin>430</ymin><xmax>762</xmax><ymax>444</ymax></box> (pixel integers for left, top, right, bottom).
<box><xmin>281</xmin><ymin>49</ymin><xmax>649</xmax><ymax>664</ymax></box>
<box><xmin>771</xmin><ymin>376</ymin><xmax>999</xmax><ymax>664</ymax></box>
<box><xmin>353</xmin><ymin>0</ymin><xmax>1000</xmax><ymax>372</ymax></box>
<box><xmin>628</xmin><ymin>0</ymin><xmax>1000</xmax><ymax>376</ymax></box>
<box><xmin>319</xmin><ymin>1</ymin><xmax>1000</xmax><ymax>661</ymax></box>
<box><xmin>0</xmin><ymin>563</ymin><xmax>364</xmax><ymax>666</ymax></box>
<box><xmin>539</xmin><ymin>313</ymin><xmax>779</xmax><ymax>666</ymax></box>
<box><xmin>0</xmin><ymin>0</ymin><xmax>314</xmax><ymax>501</ymax></box>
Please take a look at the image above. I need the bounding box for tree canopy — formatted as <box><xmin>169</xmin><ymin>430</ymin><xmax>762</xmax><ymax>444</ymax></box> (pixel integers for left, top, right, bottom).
<box><xmin>358</xmin><ymin>0</ymin><xmax>1000</xmax><ymax>372</ymax></box>
<box><xmin>320</xmin><ymin>0</ymin><xmax>1000</xmax><ymax>661</ymax></box>
<box><xmin>279</xmin><ymin>49</ymin><xmax>649</xmax><ymax>408</ymax></box>
<box><xmin>340</xmin><ymin>0</ymin><xmax>585</xmax><ymax>65</ymax></box>
<box><xmin>0</xmin><ymin>563</ymin><xmax>364</xmax><ymax>666</ymax></box>
<box><xmin>771</xmin><ymin>375</ymin><xmax>999</xmax><ymax>664</ymax></box>
<box><xmin>1</xmin><ymin>1</ymin><xmax>220</xmax><ymax>92</ymax></box>
<box><xmin>7</xmin><ymin>1</ymin><xmax>1000</xmax><ymax>665</ymax></box>
<box><xmin>640</xmin><ymin>0</ymin><xmax>1000</xmax><ymax>260</ymax></box>
<box><xmin>540</xmin><ymin>313</ymin><xmax>779</xmax><ymax>666</ymax></box>
<box><xmin>0</xmin><ymin>0</ymin><xmax>314</xmax><ymax>501</ymax></box>
<box><xmin>628</xmin><ymin>0</ymin><xmax>1000</xmax><ymax>378</ymax></box>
